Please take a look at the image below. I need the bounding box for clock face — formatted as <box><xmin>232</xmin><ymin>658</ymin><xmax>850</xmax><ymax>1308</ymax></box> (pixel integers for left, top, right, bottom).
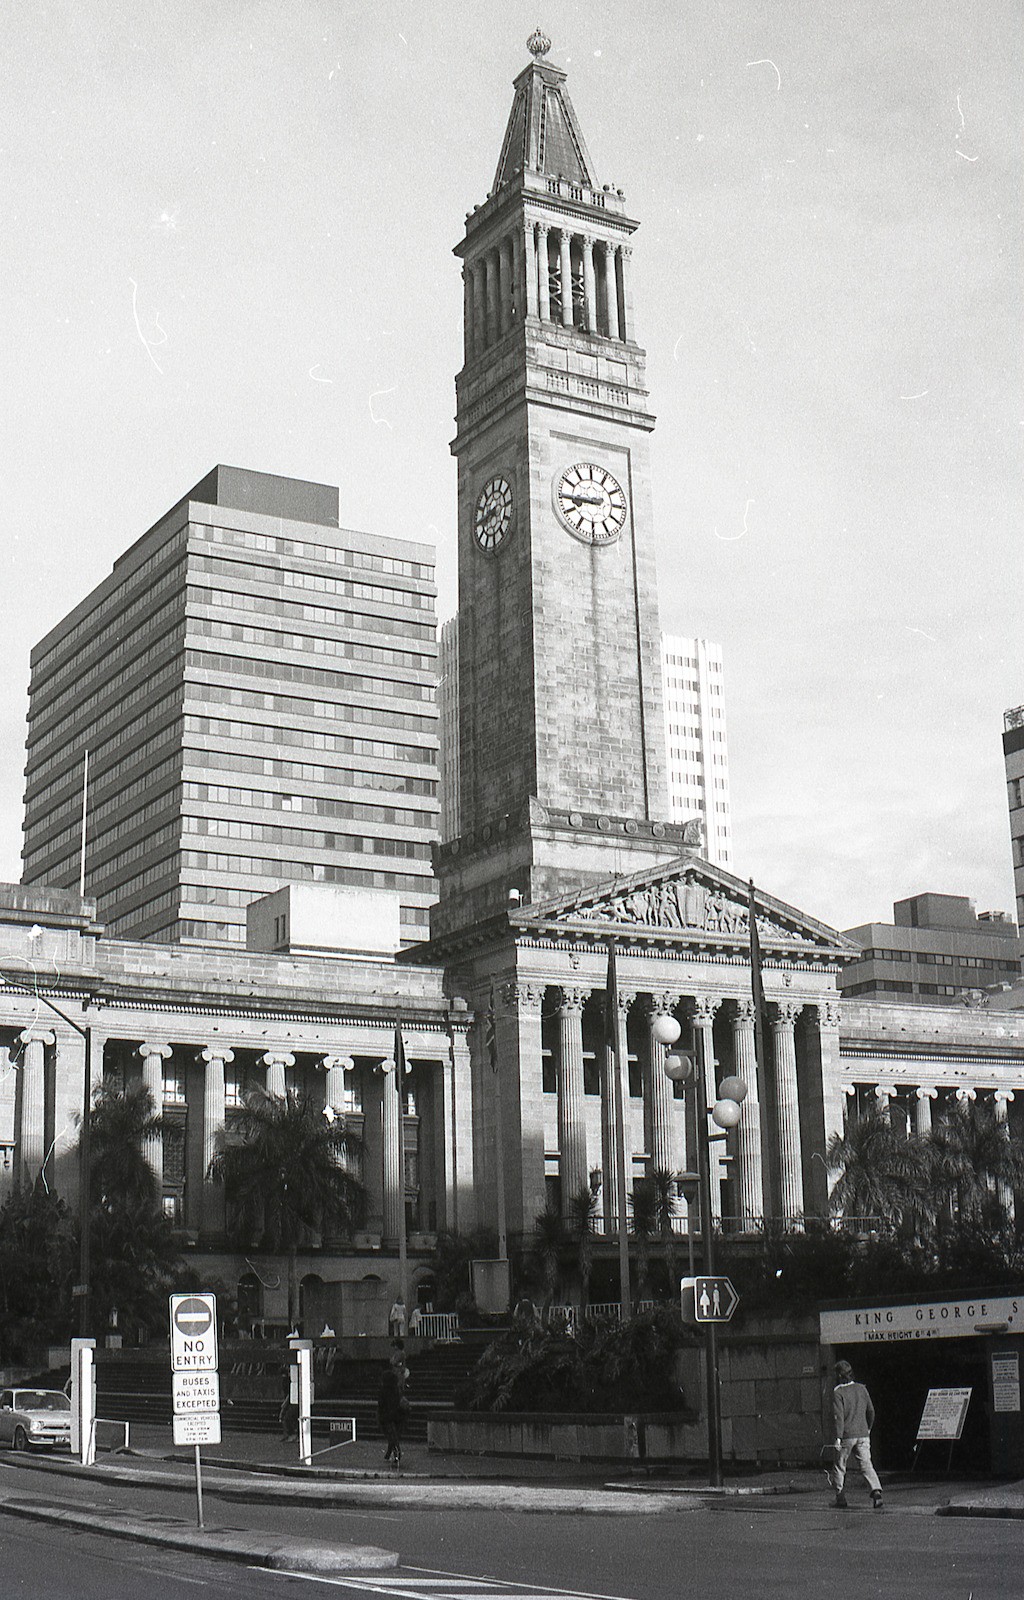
<box><xmin>554</xmin><ymin>462</ymin><xmax>628</xmax><ymax>544</ymax></box>
<box><xmin>474</xmin><ymin>476</ymin><xmax>514</xmax><ymax>554</ymax></box>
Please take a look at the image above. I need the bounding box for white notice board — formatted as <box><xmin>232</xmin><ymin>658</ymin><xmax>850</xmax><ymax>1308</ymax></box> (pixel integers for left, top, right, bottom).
<box><xmin>916</xmin><ymin>1387</ymin><xmax>972</xmax><ymax>1441</ymax></box>
<box><xmin>992</xmin><ymin>1355</ymin><xmax>1021</xmax><ymax>1414</ymax></box>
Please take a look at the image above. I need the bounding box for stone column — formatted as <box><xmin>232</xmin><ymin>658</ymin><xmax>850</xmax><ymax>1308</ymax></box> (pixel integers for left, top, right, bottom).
<box><xmin>498</xmin><ymin>237</ymin><xmax>512</xmax><ymax>335</ymax></box>
<box><xmin>995</xmin><ymin>1090</ymin><xmax>1015</xmax><ymax>1221</ymax></box>
<box><xmin>582</xmin><ymin>236</ymin><xmax>597</xmax><ymax>333</ymax></box>
<box><xmin>484</xmin><ymin>250</ymin><xmax>499</xmax><ymax>346</ymax></box>
<box><xmin>472</xmin><ymin>258</ymin><xmax>487</xmax><ymax>351</ymax></box>
<box><xmin>558</xmin><ymin>229</ymin><xmax>574</xmax><ymax>328</ymax></box>
<box><xmin>462</xmin><ymin>264</ymin><xmax>475</xmax><ymax>363</ymax></box>
<box><xmin>18</xmin><ymin>1029</ymin><xmax>53</xmax><ymax>1188</ymax></box>
<box><xmin>511</xmin><ymin>227</ymin><xmax>523</xmax><ymax>322</ymax></box>
<box><xmin>956</xmin><ymin>1086</ymin><xmax>978</xmax><ymax>1106</ymax></box>
<box><xmin>521</xmin><ymin>222</ymin><xmax>538</xmax><ymax>318</ymax></box>
<box><xmin>691</xmin><ymin>998</ymin><xmax>723</xmax><ymax>1224</ymax></box>
<box><xmin>813</xmin><ymin>1000</ymin><xmax>845</xmax><ymax>1198</ymax></box>
<box><xmin>536</xmin><ymin>224</ymin><xmax>551</xmax><ymax>322</ymax></box>
<box><xmin>874</xmin><ymin>1083</ymin><xmax>897</xmax><ymax>1126</ymax></box>
<box><xmin>442</xmin><ymin>1022</ymin><xmax>475</xmax><ymax>1233</ymax></box>
<box><xmin>263</xmin><ymin>1050</ymin><xmax>294</xmax><ymax>1098</ymax></box>
<box><xmin>379</xmin><ymin>1057</ymin><xmax>402</xmax><ymax>1242</ymax></box>
<box><xmin>914</xmin><ymin>1084</ymin><xmax>937</xmax><ymax>1136</ymax></box>
<box><xmin>646</xmin><ymin>994</ymin><xmax>680</xmax><ymax>1176</ymax></box>
<box><xmin>497</xmin><ymin>982</ymin><xmax>546</xmax><ymax>1236</ymax></box>
<box><xmin>138</xmin><ymin>1041</ymin><xmax>171</xmax><ymax>1184</ymax></box>
<box><xmin>557</xmin><ymin>987</ymin><xmax>589</xmax><ymax>1213</ymax></box>
<box><xmin>602</xmin><ymin>240</ymin><xmax>620</xmax><ymax>340</ymax></box>
<box><xmin>201</xmin><ymin>1046</ymin><xmax>232</xmax><ymax>1234</ymax></box>
<box><xmin>730</xmin><ymin>1000</ymin><xmax>763</xmax><ymax>1229</ymax></box>
<box><xmin>321</xmin><ymin>1053</ymin><xmax>353</xmax><ymax>1118</ymax></box>
<box><xmin>771</xmin><ymin>1001</ymin><xmax>804</xmax><ymax>1225</ymax></box>
<box><xmin>617</xmin><ymin>245</ymin><xmax>634</xmax><ymax>341</ymax></box>
<box><xmin>601</xmin><ymin>988</ymin><xmax>633</xmax><ymax>1234</ymax></box>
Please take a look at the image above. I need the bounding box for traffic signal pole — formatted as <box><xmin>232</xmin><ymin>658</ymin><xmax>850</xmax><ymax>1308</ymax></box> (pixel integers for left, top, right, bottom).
<box><xmin>693</xmin><ymin>1024</ymin><xmax>724</xmax><ymax>1488</ymax></box>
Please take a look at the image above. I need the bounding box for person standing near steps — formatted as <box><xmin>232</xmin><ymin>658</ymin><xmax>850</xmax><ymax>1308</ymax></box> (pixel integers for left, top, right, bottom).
<box><xmin>831</xmin><ymin>1359</ymin><xmax>883</xmax><ymax>1510</ymax></box>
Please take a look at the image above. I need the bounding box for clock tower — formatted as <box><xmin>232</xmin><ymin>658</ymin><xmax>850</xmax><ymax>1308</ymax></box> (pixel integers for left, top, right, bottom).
<box><xmin>433</xmin><ymin>32</ymin><xmax>698</xmax><ymax>942</ymax></box>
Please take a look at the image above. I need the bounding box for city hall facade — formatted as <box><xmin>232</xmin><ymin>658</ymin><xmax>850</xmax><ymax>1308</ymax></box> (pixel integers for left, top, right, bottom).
<box><xmin>3</xmin><ymin>38</ymin><xmax>1024</xmax><ymax>1335</ymax></box>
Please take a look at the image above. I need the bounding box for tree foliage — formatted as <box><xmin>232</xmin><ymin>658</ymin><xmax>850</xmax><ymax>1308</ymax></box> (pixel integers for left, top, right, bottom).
<box><xmin>0</xmin><ymin>1183</ymin><xmax>75</xmax><ymax>1358</ymax></box>
<box><xmin>209</xmin><ymin>1090</ymin><xmax>365</xmax><ymax>1325</ymax></box>
<box><xmin>83</xmin><ymin>1079</ymin><xmax>182</xmax><ymax>1341</ymax></box>
<box><xmin>465</xmin><ymin>1305</ymin><xmax>698</xmax><ymax>1415</ymax></box>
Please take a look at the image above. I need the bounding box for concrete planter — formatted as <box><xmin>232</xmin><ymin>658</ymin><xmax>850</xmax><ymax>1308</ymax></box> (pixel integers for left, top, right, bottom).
<box><xmin>428</xmin><ymin>1410</ymin><xmax>703</xmax><ymax>1463</ymax></box>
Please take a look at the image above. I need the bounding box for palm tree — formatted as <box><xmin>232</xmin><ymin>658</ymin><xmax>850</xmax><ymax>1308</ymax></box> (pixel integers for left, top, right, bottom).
<box><xmin>648</xmin><ymin>1167</ymin><xmax>684</xmax><ymax>1291</ymax></box>
<box><xmin>209</xmin><ymin>1091</ymin><xmax>365</xmax><ymax>1328</ymax></box>
<box><xmin>531</xmin><ymin>1206</ymin><xmax>565</xmax><ymax>1311</ymax></box>
<box><xmin>629</xmin><ymin>1178</ymin><xmax>659</xmax><ymax>1303</ymax></box>
<box><xmin>566</xmin><ymin>1184</ymin><xmax>599</xmax><ymax>1312</ymax></box>
<box><xmin>78</xmin><ymin>1079</ymin><xmax>180</xmax><ymax>1340</ymax></box>
<box><xmin>826</xmin><ymin>1106</ymin><xmax>925</xmax><ymax>1240</ymax></box>
<box><xmin>88</xmin><ymin>1079</ymin><xmax>163</xmax><ymax>1210</ymax></box>
<box><xmin>925</xmin><ymin>1101</ymin><xmax>1024</xmax><ymax>1241</ymax></box>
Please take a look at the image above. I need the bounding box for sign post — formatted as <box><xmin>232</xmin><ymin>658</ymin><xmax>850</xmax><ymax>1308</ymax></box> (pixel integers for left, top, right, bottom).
<box><xmin>70</xmin><ymin>1337</ymin><xmax>96</xmax><ymax>1466</ymax></box>
<box><xmin>169</xmin><ymin>1292</ymin><xmax>220</xmax><ymax>1528</ymax></box>
<box><xmin>289</xmin><ymin>1336</ymin><xmax>313</xmax><ymax>1466</ymax></box>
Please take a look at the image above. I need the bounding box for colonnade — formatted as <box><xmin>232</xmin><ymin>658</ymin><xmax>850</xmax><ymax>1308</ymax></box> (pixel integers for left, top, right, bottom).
<box><xmin>489</xmin><ymin>985</ymin><xmax>843</xmax><ymax>1238</ymax></box>
<box><xmin>6</xmin><ymin>1028</ymin><xmax>473</xmax><ymax>1246</ymax></box>
<box><xmin>463</xmin><ymin>220</ymin><xmax>633</xmax><ymax>360</ymax></box>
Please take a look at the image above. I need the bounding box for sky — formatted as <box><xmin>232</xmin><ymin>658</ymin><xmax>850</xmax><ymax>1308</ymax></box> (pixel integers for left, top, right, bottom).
<box><xmin>2</xmin><ymin>1</ymin><xmax>1021</xmax><ymax>932</ymax></box>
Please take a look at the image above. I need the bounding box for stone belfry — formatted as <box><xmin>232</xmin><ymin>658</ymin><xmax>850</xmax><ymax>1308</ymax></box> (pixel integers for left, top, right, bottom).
<box><xmin>432</xmin><ymin>31</ymin><xmax>698</xmax><ymax>943</ymax></box>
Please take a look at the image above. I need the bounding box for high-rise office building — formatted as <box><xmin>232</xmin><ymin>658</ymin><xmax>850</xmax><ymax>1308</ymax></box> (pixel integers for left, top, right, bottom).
<box><xmin>1003</xmin><ymin>705</ymin><xmax>1024</xmax><ymax>929</ymax></box>
<box><xmin>438</xmin><ymin>616</ymin><xmax>460</xmax><ymax>842</ymax></box>
<box><xmin>841</xmin><ymin>893</ymin><xmax>1021</xmax><ymax>1002</ymax></box>
<box><xmin>661</xmin><ymin>634</ymin><xmax>732</xmax><ymax>867</ymax></box>
<box><xmin>23</xmin><ymin>466</ymin><xmax>439</xmax><ymax>945</ymax></box>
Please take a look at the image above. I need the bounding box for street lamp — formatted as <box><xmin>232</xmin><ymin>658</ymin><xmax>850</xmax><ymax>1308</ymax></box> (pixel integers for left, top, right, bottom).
<box><xmin>0</xmin><ymin>973</ymin><xmax>95</xmax><ymax>1336</ymax></box>
<box><xmin>652</xmin><ymin>1011</ymin><xmax>746</xmax><ymax>1488</ymax></box>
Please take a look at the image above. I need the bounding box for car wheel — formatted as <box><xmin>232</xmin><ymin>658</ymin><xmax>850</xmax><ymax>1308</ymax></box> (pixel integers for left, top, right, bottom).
<box><xmin>12</xmin><ymin>1427</ymin><xmax>29</xmax><ymax>1451</ymax></box>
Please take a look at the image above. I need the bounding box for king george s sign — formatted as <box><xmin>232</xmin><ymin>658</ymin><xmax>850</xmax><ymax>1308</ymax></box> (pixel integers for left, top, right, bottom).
<box><xmin>821</xmin><ymin>1294</ymin><xmax>1024</xmax><ymax>1345</ymax></box>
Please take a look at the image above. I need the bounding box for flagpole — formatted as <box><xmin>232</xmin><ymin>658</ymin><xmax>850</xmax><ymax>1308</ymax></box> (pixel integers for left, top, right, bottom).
<box><xmin>394</xmin><ymin>1016</ymin><xmax>409</xmax><ymax>1313</ymax></box>
<box><xmin>606</xmin><ymin>941</ymin><xmax>631</xmax><ymax>1315</ymax></box>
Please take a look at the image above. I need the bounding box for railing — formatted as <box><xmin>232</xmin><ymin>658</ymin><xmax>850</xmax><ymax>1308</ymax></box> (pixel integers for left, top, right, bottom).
<box><xmin>415</xmin><ymin>1312</ymin><xmax>460</xmax><ymax>1342</ymax></box>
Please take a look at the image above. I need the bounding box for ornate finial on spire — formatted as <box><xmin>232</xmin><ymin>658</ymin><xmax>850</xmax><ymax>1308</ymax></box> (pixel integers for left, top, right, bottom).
<box><xmin>527</xmin><ymin>27</ymin><xmax>551</xmax><ymax>59</ymax></box>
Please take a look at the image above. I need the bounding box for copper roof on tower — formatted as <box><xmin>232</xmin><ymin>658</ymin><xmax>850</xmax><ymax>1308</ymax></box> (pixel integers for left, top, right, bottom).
<box><xmin>493</xmin><ymin>40</ymin><xmax>597</xmax><ymax>193</ymax></box>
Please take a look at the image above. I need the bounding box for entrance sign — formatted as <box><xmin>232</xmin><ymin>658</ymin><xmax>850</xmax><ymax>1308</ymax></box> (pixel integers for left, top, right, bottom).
<box><xmin>168</xmin><ymin>1291</ymin><xmax>220</xmax><ymax>1528</ymax></box>
<box><xmin>821</xmin><ymin>1294</ymin><xmax>1023</xmax><ymax>1345</ymax></box>
<box><xmin>992</xmin><ymin>1355</ymin><xmax>1021</xmax><ymax>1414</ymax></box>
<box><xmin>173</xmin><ymin>1370</ymin><xmax>221</xmax><ymax>1413</ymax></box>
<box><xmin>173</xmin><ymin>1412</ymin><xmax>222</xmax><ymax>1446</ymax></box>
<box><xmin>917</xmin><ymin>1388</ymin><xmax>972</xmax><ymax>1442</ymax></box>
<box><xmin>693</xmin><ymin>1276</ymin><xmax>739</xmax><ymax>1324</ymax></box>
<box><xmin>170</xmin><ymin>1293</ymin><xmax>219</xmax><ymax>1371</ymax></box>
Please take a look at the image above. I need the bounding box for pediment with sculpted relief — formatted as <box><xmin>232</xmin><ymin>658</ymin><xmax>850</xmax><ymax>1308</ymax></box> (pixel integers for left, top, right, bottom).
<box><xmin>513</xmin><ymin>857</ymin><xmax>857</xmax><ymax>957</ymax></box>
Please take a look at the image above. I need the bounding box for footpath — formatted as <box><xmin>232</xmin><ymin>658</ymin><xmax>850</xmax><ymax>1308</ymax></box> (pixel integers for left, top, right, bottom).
<box><xmin>1</xmin><ymin>1424</ymin><xmax>1022</xmax><ymax>1580</ymax></box>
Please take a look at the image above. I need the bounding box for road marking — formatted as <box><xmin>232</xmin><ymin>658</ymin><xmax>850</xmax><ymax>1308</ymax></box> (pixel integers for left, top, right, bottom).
<box><xmin>274</xmin><ymin>1567</ymin><xmax>638</xmax><ymax>1600</ymax></box>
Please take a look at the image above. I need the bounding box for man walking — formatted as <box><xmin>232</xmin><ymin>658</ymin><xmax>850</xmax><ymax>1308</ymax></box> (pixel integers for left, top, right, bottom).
<box><xmin>831</xmin><ymin>1359</ymin><xmax>883</xmax><ymax>1510</ymax></box>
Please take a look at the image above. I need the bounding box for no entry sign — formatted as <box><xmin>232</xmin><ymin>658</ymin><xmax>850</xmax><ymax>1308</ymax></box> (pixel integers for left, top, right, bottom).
<box><xmin>169</xmin><ymin>1292</ymin><xmax>219</xmax><ymax>1372</ymax></box>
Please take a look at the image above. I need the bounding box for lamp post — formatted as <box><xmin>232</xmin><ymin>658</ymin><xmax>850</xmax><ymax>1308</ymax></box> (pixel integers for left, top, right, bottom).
<box><xmin>0</xmin><ymin>974</ymin><xmax>95</xmax><ymax>1336</ymax></box>
<box><xmin>652</xmin><ymin>1010</ymin><xmax>746</xmax><ymax>1489</ymax></box>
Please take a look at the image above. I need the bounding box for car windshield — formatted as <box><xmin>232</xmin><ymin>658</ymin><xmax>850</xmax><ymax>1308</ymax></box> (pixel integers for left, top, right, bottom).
<box><xmin>14</xmin><ymin>1391</ymin><xmax>70</xmax><ymax>1412</ymax></box>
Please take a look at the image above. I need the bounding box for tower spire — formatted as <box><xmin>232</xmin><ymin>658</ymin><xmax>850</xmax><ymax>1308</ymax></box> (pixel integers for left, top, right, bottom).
<box><xmin>493</xmin><ymin>32</ymin><xmax>598</xmax><ymax>194</ymax></box>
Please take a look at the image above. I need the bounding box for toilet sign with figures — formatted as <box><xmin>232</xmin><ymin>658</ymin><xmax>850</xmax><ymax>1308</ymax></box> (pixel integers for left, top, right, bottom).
<box><xmin>692</xmin><ymin>1275</ymin><xmax>739</xmax><ymax>1324</ymax></box>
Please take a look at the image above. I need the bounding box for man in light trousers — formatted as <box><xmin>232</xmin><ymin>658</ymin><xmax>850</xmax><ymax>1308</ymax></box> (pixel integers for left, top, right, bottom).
<box><xmin>831</xmin><ymin>1359</ymin><xmax>883</xmax><ymax>1510</ymax></box>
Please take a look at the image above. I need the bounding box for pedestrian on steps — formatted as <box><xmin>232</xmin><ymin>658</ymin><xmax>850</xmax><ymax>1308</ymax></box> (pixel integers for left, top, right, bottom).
<box><xmin>830</xmin><ymin>1359</ymin><xmax>883</xmax><ymax>1510</ymax></box>
<box><xmin>378</xmin><ymin>1361</ymin><xmax>406</xmax><ymax>1467</ymax></box>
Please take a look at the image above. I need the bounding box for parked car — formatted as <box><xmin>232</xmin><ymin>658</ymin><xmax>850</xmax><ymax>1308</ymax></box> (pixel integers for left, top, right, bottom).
<box><xmin>0</xmin><ymin>1388</ymin><xmax>72</xmax><ymax>1450</ymax></box>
